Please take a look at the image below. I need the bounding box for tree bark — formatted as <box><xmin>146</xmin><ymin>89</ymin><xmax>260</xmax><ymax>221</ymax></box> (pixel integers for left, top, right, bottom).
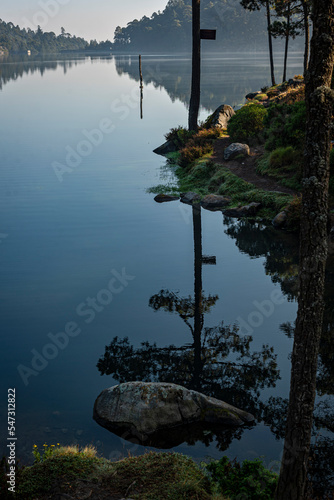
<box><xmin>275</xmin><ymin>2</ymin><xmax>334</xmax><ymax>499</ymax></box>
<box><xmin>189</xmin><ymin>0</ymin><xmax>201</xmax><ymax>131</ymax></box>
<box><xmin>266</xmin><ymin>0</ymin><xmax>276</xmax><ymax>86</ymax></box>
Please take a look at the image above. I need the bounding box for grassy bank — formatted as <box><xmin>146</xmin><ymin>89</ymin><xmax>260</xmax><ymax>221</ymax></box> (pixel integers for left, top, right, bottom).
<box><xmin>149</xmin><ymin>153</ymin><xmax>294</xmax><ymax>222</ymax></box>
<box><xmin>1</xmin><ymin>445</ymin><xmax>279</xmax><ymax>499</ymax></box>
<box><xmin>151</xmin><ymin>77</ymin><xmax>334</xmax><ymax>229</ymax></box>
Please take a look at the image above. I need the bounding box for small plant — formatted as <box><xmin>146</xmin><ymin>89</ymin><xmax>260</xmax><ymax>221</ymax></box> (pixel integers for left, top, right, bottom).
<box><xmin>32</xmin><ymin>443</ymin><xmax>60</xmax><ymax>463</ymax></box>
<box><xmin>206</xmin><ymin>456</ymin><xmax>278</xmax><ymax>500</ymax></box>
<box><xmin>227</xmin><ymin>103</ymin><xmax>267</xmax><ymax>143</ymax></box>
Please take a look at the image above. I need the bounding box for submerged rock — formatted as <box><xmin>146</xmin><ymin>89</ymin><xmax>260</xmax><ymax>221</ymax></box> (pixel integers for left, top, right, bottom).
<box><xmin>154</xmin><ymin>194</ymin><xmax>179</xmax><ymax>203</ymax></box>
<box><xmin>201</xmin><ymin>194</ymin><xmax>231</xmax><ymax>210</ymax></box>
<box><xmin>223</xmin><ymin>202</ymin><xmax>261</xmax><ymax>218</ymax></box>
<box><xmin>93</xmin><ymin>382</ymin><xmax>254</xmax><ymax>446</ymax></box>
<box><xmin>205</xmin><ymin>104</ymin><xmax>235</xmax><ymax>129</ymax></box>
<box><xmin>272</xmin><ymin>210</ymin><xmax>287</xmax><ymax>228</ymax></box>
<box><xmin>224</xmin><ymin>143</ymin><xmax>250</xmax><ymax>161</ymax></box>
<box><xmin>180</xmin><ymin>192</ymin><xmax>201</xmax><ymax>204</ymax></box>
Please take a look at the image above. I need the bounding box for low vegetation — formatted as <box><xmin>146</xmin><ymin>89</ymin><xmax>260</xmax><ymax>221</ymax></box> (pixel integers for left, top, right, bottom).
<box><xmin>1</xmin><ymin>444</ymin><xmax>281</xmax><ymax>499</ymax></box>
<box><xmin>152</xmin><ymin>76</ymin><xmax>334</xmax><ymax>229</ymax></box>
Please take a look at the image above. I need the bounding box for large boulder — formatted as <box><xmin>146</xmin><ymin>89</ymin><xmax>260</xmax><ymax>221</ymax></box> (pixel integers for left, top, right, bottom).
<box><xmin>201</xmin><ymin>194</ymin><xmax>231</xmax><ymax>211</ymax></box>
<box><xmin>93</xmin><ymin>382</ymin><xmax>255</xmax><ymax>446</ymax></box>
<box><xmin>205</xmin><ymin>104</ymin><xmax>235</xmax><ymax>129</ymax></box>
<box><xmin>224</xmin><ymin>143</ymin><xmax>250</xmax><ymax>161</ymax></box>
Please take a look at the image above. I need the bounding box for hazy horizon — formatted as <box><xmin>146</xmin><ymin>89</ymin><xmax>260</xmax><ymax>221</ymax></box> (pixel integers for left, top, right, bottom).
<box><xmin>1</xmin><ymin>0</ymin><xmax>168</xmax><ymax>42</ymax></box>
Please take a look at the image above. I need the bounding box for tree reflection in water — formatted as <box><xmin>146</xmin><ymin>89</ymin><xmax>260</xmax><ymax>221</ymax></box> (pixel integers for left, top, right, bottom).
<box><xmin>97</xmin><ymin>206</ymin><xmax>280</xmax><ymax>450</ymax></box>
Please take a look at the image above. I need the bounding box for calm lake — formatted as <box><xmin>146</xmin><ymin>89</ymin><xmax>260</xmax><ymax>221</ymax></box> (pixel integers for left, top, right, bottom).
<box><xmin>0</xmin><ymin>52</ymin><xmax>333</xmax><ymax>489</ymax></box>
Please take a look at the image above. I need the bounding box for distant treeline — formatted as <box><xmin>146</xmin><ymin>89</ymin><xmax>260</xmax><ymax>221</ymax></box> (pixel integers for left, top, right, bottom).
<box><xmin>112</xmin><ymin>0</ymin><xmax>297</xmax><ymax>52</ymax></box>
<box><xmin>0</xmin><ymin>20</ymin><xmax>112</xmax><ymax>54</ymax></box>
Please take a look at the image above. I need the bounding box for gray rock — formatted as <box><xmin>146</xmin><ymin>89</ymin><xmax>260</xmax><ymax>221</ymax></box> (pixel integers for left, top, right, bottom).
<box><xmin>224</xmin><ymin>143</ymin><xmax>250</xmax><ymax>161</ymax></box>
<box><xmin>154</xmin><ymin>193</ymin><xmax>179</xmax><ymax>203</ymax></box>
<box><xmin>201</xmin><ymin>194</ymin><xmax>231</xmax><ymax>210</ymax></box>
<box><xmin>224</xmin><ymin>202</ymin><xmax>261</xmax><ymax>218</ymax></box>
<box><xmin>180</xmin><ymin>191</ymin><xmax>200</xmax><ymax>205</ymax></box>
<box><xmin>153</xmin><ymin>140</ymin><xmax>178</xmax><ymax>156</ymax></box>
<box><xmin>205</xmin><ymin>104</ymin><xmax>235</xmax><ymax>129</ymax></box>
<box><xmin>272</xmin><ymin>210</ymin><xmax>287</xmax><ymax>228</ymax></box>
<box><xmin>93</xmin><ymin>382</ymin><xmax>254</xmax><ymax>443</ymax></box>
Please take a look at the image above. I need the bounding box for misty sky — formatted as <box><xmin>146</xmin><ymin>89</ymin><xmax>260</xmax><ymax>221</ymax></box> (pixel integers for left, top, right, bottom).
<box><xmin>1</xmin><ymin>0</ymin><xmax>168</xmax><ymax>42</ymax></box>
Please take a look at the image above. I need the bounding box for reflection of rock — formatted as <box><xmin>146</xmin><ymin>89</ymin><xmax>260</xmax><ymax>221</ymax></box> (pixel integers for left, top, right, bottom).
<box><xmin>154</xmin><ymin>193</ymin><xmax>179</xmax><ymax>203</ymax></box>
<box><xmin>224</xmin><ymin>143</ymin><xmax>250</xmax><ymax>161</ymax></box>
<box><xmin>223</xmin><ymin>202</ymin><xmax>261</xmax><ymax>218</ymax></box>
<box><xmin>272</xmin><ymin>211</ymin><xmax>287</xmax><ymax>228</ymax></box>
<box><xmin>201</xmin><ymin>194</ymin><xmax>231</xmax><ymax>211</ymax></box>
<box><xmin>153</xmin><ymin>140</ymin><xmax>178</xmax><ymax>156</ymax></box>
<box><xmin>93</xmin><ymin>382</ymin><xmax>255</xmax><ymax>446</ymax></box>
<box><xmin>205</xmin><ymin>104</ymin><xmax>235</xmax><ymax>129</ymax></box>
<box><xmin>180</xmin><ymin>192</ymin><xmax>200</xmax><ymax>204</ymax></box>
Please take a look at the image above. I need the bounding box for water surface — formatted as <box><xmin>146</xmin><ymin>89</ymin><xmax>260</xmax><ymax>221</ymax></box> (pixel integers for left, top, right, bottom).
<box><xmin>0</xmin><ymin>53</ymin><xmax>332</xmax><ymax>490</ymax></box>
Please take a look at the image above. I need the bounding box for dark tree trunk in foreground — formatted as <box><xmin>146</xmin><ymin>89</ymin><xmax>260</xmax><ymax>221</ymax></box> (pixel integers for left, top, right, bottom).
<box><xmin>266</xmin><ymin>0</ymin><xmax>276</xmax><ymax>86</ymax></box>
<box><xmin>275</xmin><ymin>2</ymin><xmax>334</xmax><ymax>499</ymax></box>
<box><xmin>189</xmin><ymin>0</ymin><xmax>201</xmax><ymax>131</ymax></box>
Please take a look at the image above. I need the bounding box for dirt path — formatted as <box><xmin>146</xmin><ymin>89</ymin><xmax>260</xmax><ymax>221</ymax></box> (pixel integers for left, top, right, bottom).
<box><xmin>211</xmin><ymin>136</ymin><xmax>297</xmax><ymax>195</ymax></box>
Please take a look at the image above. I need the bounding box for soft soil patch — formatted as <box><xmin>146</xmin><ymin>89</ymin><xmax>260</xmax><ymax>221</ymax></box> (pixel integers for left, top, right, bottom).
<box><xmin>211</xmin><ymin>136</ymin><xmax>297</xmax><ymax>196</ymax></box>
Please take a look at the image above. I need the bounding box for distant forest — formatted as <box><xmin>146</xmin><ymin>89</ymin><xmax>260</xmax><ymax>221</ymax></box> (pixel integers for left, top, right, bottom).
<box><xmin>113</xmin><ymin>0</ymin><xmax>301</xmax><ymax>52</ymax></box>
<box><xmin>0</xmin><ymin>19</ymin><xmax>112</xmax><ymax>54</ymax></box>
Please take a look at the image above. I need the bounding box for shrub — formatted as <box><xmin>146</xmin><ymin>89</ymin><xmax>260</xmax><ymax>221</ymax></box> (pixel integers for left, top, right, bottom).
<box><xmin>164</xmin><ymin>126</ymin><xmax>194</xmax><ymax>148</ymax></box>
<box><xmin>264</xmin><ymin>101</ymin><xmax>306</xmax><ymax>151</ymax></box>
<box><xmin>179</xmin><ymin>143</ymin><xmax>213</xmax><ymax>167</ymax></box>
<box><xmin>206</xmin><ymin>456</ymin><xmax>278</xmax><ymax>500</ymax></box>
<box><xmin>227</xmin><ymin>103</ymin><xmax>267</xmax><ymax>142</ymax></box>
<box><xmin>177</xmin><ymin>127</ymin><xmax>219</xmax><ymax>167</ymax></box>
<box><xmin>269</xmin><ymin>146</ymin><xmax>301</xmax><ymax>171</ymax></box>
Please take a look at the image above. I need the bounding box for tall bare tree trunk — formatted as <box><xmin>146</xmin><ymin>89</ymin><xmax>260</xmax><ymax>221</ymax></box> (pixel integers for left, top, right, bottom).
<box><xmin>275</xmin><ymin>2</ymin><xmax>334</xmax><ymax>499</ymax></box>
<box><xmin>266</xmin><ymin>0</ymin><xmax>276</xmax><ymax>86</ymax></box>
<box><xmin>302</xmin><ymin>0</ymin><xmax>310</xmax><ymax>74</ymax></box>
<box><xmin>282</xmin><ymin>2</ymin><xmax>290</xmax><ymax>82</ymax></box>
<box><xmin>189</xmin><ymin>0</ymin><xmax>201</xmax><ymax>131</ymax></box>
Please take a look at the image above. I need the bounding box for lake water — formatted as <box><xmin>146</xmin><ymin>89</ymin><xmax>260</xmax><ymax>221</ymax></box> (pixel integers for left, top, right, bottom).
<box><xmin>0</xmin><ymin>52</ymin><xmax>333</xmax><ymax>490</ymax></box>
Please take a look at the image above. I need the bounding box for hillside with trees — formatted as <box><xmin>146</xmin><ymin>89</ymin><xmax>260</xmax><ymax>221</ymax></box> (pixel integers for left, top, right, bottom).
<box><xmin>0</xmin><ymin>19</ymin><xmax>113</xmax><ymax>54</ymax></box>
<box><xmin>113</xmin><ymin>0</ymin><xmax>303</xmax><ymax>53</ymax></box>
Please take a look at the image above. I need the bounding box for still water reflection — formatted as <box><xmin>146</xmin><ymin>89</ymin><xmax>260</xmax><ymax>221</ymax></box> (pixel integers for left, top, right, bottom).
<box><xmin>0</xmin><ymin>53</ymin><xmax>332</xmax><ymax>495</ymax></box>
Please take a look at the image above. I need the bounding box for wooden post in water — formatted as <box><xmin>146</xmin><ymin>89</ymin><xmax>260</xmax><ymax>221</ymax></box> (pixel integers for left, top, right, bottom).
<box><xmin>139</xmin><ymin>55</ymin><xmax>143</xmax><ymax>120</ymax></box>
